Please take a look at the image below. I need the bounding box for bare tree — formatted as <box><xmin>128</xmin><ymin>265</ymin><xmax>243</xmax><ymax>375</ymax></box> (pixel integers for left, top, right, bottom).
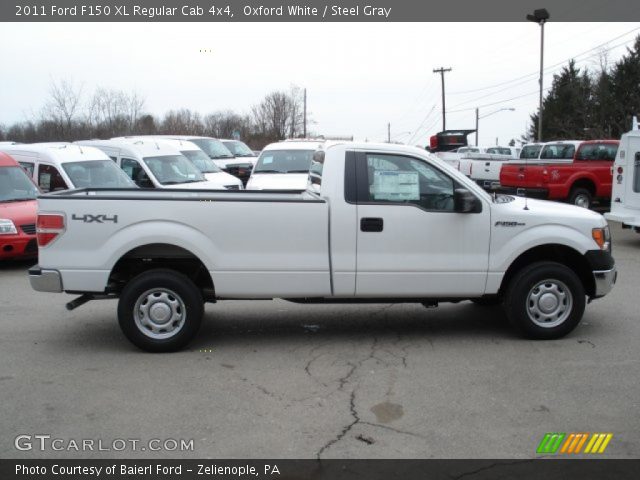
<box><xmin>160</xmin><ymin>109</ymin><xmax>204</xmax><ymax>135</ymax></box>
<box><xmin>42</xmin><ymin>79</ymin><xmax>83</xmax><ymax>137</ymax></box>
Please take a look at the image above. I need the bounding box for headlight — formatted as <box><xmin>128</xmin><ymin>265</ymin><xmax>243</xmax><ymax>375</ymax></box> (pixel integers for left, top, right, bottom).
<box><xmin>0</xmin><ymin>219</ymin><xmax>18</xmax><ymax>235</ymax></box>
<box><xmin>592</xmin><ymin>226</ymin><xmax>611</xmax><ymax>251</ymax></box>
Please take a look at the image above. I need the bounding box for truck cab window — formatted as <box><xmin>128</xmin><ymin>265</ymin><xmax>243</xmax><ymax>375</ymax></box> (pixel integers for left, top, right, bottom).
<box><xmin>122</xmin><ymin>158</ymin><xmax>153</xmax><ymax>188</ymax></box>
<box><xmin>19</xmin><ymin>161</ymin><xmax>34</xmax><ymax>176</ymax></box>
<box><xmin>38</xmin><ymin>164</ymin><xmax>67</xmax><ymax>192</ymax></box>
<box><xmin>365</xmin><ymin>154</ymin><xmax>455</xmax><ymax>211</ymax></box>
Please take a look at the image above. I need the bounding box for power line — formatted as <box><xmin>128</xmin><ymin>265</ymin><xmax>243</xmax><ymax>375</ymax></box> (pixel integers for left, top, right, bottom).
<box><xmin>447</xmin><ymin>26</ymin><xmax>640</xmax><ymax>96</ymax></box>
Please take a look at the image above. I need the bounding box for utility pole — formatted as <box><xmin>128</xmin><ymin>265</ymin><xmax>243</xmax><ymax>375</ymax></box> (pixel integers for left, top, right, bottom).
<box><xmin>303</xmin><ymin>88</ymin><xmax>307</xmax><ymax>138</ymax></box>
<box><xmin>387</xmin><ymin>122</ymin><xmax>391</xmax><ymax>143</ymax></box>
<box><xmin>475</xmin><ymin>108</ymin><xmax>479</xmax><ymax>146</ymax></box>
<box><xmin>433</xmin><ymin>67</ymin><xmax>452</xmax><ymax>131</ymax></box>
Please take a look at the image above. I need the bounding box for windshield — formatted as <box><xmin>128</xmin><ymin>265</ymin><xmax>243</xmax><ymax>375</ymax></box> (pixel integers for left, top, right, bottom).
<box><xmin>520</xmin><ymin>145</ymin><xmax>543</xmax><ymax>159</ymax></box>
<box><xmin>540</xmin><ymin>143</ymin><xmax>576</xmax><ymax>160</ymax></box>
<box><xmin>62</xmin><ymin>160</ymin><xmax>136</xmax><ymax>189</ymax></box>
<box><xmin>143</xmin><ymin>155</ymin><xmax>206</xmax><ymax>185</ymax></box>
<box><xmin>181</xmin><ymin>149</ymin><xmax>221</xmax><ymax>173</ymax></box>
<box><xmin>0</xmin><ymin>166</ymin><xmax>39</xmax><ymax>202</ymax></box>
<box><xmin>254</xmin><ymin>149</ymin><xmax>315</xmax><ymax>173</ymax></box>
<box><xmin>222</xmin><ymin>140</ymin><xmax>255</xmax><ymax>157</ymax></box>
<box><xmin>486</xmin><ymin>147</ymin><xmax>512</xmax><ymax>155</ymax></box>
<box><xmin>189</xmin><ymin>138</ymin><xmax>234</xmax><ymax>159</ymax></box>
<box><xmin>576</xmin><ymin>143</ymin><xmax>618</xmax><ymax>161</ymax></box>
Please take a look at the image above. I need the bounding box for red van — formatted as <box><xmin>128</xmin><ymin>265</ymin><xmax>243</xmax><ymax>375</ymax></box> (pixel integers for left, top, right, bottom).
<box><xmin>0</xmin><ymin>152</ymin><xmax>39</xmax><ymax>260</ymax></box>
<box><xmin>499</xmin><ymin>140</ymin><xmax>619</xmax><ymax>208</ymax></box>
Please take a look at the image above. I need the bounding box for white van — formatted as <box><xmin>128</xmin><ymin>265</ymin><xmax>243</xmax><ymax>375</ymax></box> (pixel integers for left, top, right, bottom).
<box><xmin>606</xmin><ymin>118</ymin><xmax>640</xmax><ymax>232</ymax></box>
<box><xmin>75</xmin><ymin>139</ymin><xmax>240</xmax><ymax>190</ymax></box>
<box><xmin>220</xmin><ymin>139</ymin><xmax>258</xmax><ymax>166</ymax></box>
<box><xmin>111</xmin><ymin>137</ymin><xmax>242</xmax><ymax>189</ymax></box>
<box><xmin>246</xmin><ymin>141</ymin><xmax>321</xmax><ymax>190</ymax></box>
<box><xmin>127</xmin><ymin>135</ymin><xmax>253</xmax><ymax>185</ymax></box>
<box><xmin>0</xmin><ymin>143</ymin><xmax>135</xmax><ymax>192</ymax></box>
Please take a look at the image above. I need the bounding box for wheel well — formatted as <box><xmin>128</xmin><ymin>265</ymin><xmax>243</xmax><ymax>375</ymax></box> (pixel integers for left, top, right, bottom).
<box><xmin>108</xmin><ymin>243</ymin><xmax>214</xmax><ymax>295</ymax></box>
<box><xmin>570</xmin><ymin>178</ymin><xmax>595</xmax><ymax>195</ymax></box>
<box><xmin>499</xmin><ymin>244</ymin><xmax>594</xmax><ymax>297</ymax></box>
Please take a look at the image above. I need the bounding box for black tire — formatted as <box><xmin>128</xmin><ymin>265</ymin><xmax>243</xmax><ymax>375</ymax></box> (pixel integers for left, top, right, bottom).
<box><xmin>117</xmin><ymin>269</ymin><xmax>204</xmax><ymax>352</ymax></box>
<box><xmin>471</xmin><ymin>297</ymin><xmax>502</xmax><ymax>307</ymax></box>
<box><xmin>504</xmin><ymin>261</ymin><xmax>585</xmax><ymax>339</ymax></box>
<box><xmin>568</xmin><ymin>187</ymin><xmax>592</xmax><ymax>209</ymax></box>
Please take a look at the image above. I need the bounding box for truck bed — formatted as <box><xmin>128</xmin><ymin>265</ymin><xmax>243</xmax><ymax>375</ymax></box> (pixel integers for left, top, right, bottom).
<box><xmin>36</xmin><ymin>188</ymin><xmax>332</xmax><ymax>298</ymax></box>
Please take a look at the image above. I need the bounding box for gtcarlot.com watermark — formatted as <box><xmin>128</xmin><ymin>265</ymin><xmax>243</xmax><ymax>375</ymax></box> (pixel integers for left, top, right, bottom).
<box><xmin>15</xmin><ymin>434</ymin><xmax>194</xmax><ymax>452</ymax></box>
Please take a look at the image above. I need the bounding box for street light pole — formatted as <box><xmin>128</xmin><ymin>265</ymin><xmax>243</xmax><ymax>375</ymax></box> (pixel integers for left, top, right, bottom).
<box><xmin>475</xmin><ymin>107</ymin><xmax>515</xmax><ymax>146</ymax></box>
<box><xmin>538</xmin><ymin>19</ymin><xmax>545</xmax><ymax>142</ymax></box>
<box><xmin>527</xmin><ymin>8</ymin><xmax>550</xmax><ymax>142</ymax></box>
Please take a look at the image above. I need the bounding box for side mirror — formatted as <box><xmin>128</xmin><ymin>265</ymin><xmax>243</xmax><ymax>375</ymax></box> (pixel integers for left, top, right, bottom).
<box><xmin>454</xmin><ymin>188</ymin><xmax>481</xmax><ymax>213</ymax></box>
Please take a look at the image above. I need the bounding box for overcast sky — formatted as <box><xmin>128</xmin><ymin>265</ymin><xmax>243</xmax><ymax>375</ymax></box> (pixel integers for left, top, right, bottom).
<box><xmin>1</xmin><ymin>22</ymin><xmax>639</xmax><ymax>145</ymax></box>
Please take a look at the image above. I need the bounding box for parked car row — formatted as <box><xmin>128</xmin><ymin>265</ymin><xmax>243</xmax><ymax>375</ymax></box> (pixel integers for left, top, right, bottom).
<box><xmin>436</xmin><ymin>139</ymin><xmax>620</xmax><ymax>209</ymax></box>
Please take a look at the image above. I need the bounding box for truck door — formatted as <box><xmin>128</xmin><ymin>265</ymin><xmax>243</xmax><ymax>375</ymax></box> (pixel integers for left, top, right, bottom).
<box><xmin>353</xmin><ymin>151</ymin><xmax>491</xmax><ymax>297</ymax></box>
<box><xmin>627</xmin><ymin>137</ymin><xmax>640</xmax><ymax>209</ymax></box>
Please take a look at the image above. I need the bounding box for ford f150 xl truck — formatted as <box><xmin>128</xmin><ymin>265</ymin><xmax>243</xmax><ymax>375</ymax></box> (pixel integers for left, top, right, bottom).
<box><xmin>28</xmin><ymin>142</ymin><xmax>616</xmax><ymax>352</ymax></box>
<box><xmin>499</xmin><ymin>140</ymin><xmax>618</xmax><ymax>208</ymax></box>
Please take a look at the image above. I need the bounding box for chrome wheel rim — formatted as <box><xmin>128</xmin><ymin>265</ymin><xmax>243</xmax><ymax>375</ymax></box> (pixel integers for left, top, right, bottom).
<box><xmin>134</xmin><ymin>288</ymin><xmax>186</xmax><ymax>339</ymax></box>
<box><xmin>574</xmin><ymin>194</ymin><xmax>590</xmax><ymax>208</ymax></box>
<box><xmin>526</xmin><ymin>279</ymin><xmax>573</xmax><ymax>328</ymax></box>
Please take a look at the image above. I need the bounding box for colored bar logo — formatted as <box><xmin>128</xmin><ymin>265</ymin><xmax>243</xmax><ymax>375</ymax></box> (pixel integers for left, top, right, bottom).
<box><xmin>537</xmin><ymin>433</ymin><xmax>613</xmax><ymax>454</ymax></box>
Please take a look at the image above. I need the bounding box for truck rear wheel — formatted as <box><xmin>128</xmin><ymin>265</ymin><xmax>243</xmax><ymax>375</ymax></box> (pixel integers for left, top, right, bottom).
<box><xmin>504</xmin><ymin>261</ymin><xmax>585</xmax><ymax>339</ymax></box>
<box><xmin>568</xmin><ymin>187</ymin><xmax>592</xmax><ymax>208</ymax></box>
<box><xmin>117</xmin><ymin>269</ymin><xmax>204</xmax><ymax>352</ymax></box>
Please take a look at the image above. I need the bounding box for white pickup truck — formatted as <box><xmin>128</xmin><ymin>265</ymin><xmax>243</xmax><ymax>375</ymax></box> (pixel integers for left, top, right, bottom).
<box><xmin>29</xmin><ymin>142</ymin><xmax>616</xmax><ymax>352</ymax></box>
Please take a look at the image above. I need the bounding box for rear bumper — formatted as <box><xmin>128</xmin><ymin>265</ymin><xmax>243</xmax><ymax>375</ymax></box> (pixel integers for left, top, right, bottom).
<box><xmin>495</xmin><ymin>186</ymin><xmax>549</xmax><ymax>199</ymax></box>
<box><xmin>605</xmin><ymin>210</ymin><xmax>640</xmax><ymax>227</ymax></box>
<box><xmin>474</xmin><ymin>179</ymin><xmax>501</xmax><ymax>191</ymax></box>
<box><xmin>29</xmin><ymin>265</ymin><xmax>63</xmax><ymax>293</ymax></box>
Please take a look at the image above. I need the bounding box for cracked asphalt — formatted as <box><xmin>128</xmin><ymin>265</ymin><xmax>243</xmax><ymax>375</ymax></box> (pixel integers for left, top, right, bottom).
<box><xmin>1</xmin><ymin>222</ymin><xmax>639</xmax><ymax>459</ymax></box>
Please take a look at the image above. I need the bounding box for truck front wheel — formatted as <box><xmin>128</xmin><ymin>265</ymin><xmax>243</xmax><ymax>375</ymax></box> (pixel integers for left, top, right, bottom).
<box><xmin>568</xmin><ymin>187</ymin><xmax>593</xmax><ymax>208</ymax></box>
<box><xmin>504</xmin><ymin>261</ymin><xmax>585</xmax><ymax>339</ymax></box>
<box><xmin>117</xmin><ymin>269</ymin><xmax>204</xmax><ymax>352</ymax></box>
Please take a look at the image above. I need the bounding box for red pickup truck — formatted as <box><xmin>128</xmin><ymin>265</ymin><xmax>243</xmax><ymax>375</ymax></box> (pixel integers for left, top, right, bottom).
<box><xmin>499</xmin><ymin>140</ymin><xmax>619</xmax><ymax>208</ymax></box>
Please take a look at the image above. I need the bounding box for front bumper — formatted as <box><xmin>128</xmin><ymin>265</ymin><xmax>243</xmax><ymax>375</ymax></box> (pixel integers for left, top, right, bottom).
<box><xmin>584</xmin><ymin>250</ymin><xmax>616</xmax><ymax>299</ymax></box>
<box><xmin>29</xmin><ymin>265</ymin><xmax>63</xmax><ymax>293</ymax></box>
<box><xmin>593</xmin><ymin>267</ymin><xmax>617</xmax><ymax>298</ymax></box>
<box><xmin>0</xmin><ymin>234</ymin><xmax>37</xmax><ymax>259</ymax></box>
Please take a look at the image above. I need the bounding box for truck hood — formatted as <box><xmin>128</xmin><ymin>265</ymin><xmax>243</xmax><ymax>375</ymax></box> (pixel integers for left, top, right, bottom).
<box><xmin>213</xmin><ymin>157</ymin><xmax>256</xmax><ymax>169</ymax></box>
<box><xmin>246</xmin><ymin>173</ymin><xmax>308</xmax><ymax>191</ymax></box>
<box><xmin>203</xmin><ymin>171</ymin><xmax>243</xmax><ymax>188</ymax></box>
<box><xmin>166</xmin><ymin>177</ymin><xmax>240</xmax><ymax>190</ymax></box>
<box><xmin>493</xmin><ymin>195</ymin><xmax>607</xmax><ymax>234</ymax></box>
<box><xmin>0</xmin><ymin>199</ymin><xmax>37</xmax><ymax>225</ymax></box>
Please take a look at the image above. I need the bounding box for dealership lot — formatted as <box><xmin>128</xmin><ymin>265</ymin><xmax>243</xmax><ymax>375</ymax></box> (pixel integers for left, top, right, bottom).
<box><xmin>0</xmin><ymin>222</ymin><xmax>638</xmax><ymax>459</ymax></box>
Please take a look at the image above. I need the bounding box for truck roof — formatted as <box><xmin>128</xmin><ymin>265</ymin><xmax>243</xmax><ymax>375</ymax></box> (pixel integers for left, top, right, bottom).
<box><xmin>0</xmin><ymin>143</ymin><xmax>111</xmax><ymax>164</ymax></box>
<box><xmin>111</xmin><ymin>137</ymin><xmax>201</xmax><ymax>152</ymax></box>
<box><xmin>263</xmin><ymin>140</ymin><xmax>326</xmax><ymax>151</ymax></box>
<box><xmin>76</xmin><ymin>139</ymin><xmax>183</xmax><ymax>158</ymax></box>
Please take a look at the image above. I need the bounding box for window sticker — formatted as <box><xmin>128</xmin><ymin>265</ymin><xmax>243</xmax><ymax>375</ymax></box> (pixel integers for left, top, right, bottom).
<box><xmin>372</xmin><ymin>170</ymin><xmax>420</xmax><ymax>201</ymax></box>
<box><xmin>262</xmin><ymin>156</ymin><xmax>274</xmax><ymax>164</ymax></box>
